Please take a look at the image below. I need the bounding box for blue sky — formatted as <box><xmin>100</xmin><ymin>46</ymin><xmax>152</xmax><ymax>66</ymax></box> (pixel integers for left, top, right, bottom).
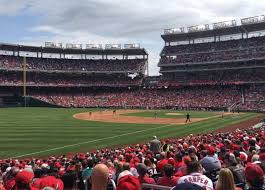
<box><xmin>0</xmin><ymin>0</ymin><xmax>265</xmax><ymax>75</ymax></box>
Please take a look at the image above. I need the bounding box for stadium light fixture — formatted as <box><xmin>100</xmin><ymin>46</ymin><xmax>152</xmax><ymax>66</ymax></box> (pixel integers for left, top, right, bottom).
<box><xmin>86</xmin><ymin>44</ymin><xmax>103</xmax><ymax>49</ymax></box>
<box><xmin>213</xmin><ymin>20</ymin><xmax>237</xmax><ymax>29</ymax></box>
<box><xmin>164</xmin><ymin>27</ymin><xmax>185</xmax><ymax>35</ymax></box>
<box><xmin>45</xmin><ymin>42</ymin><xmax>62</xmax><ymax>48</ymax></box>
<box><xmin>187</xmin><ymin>24</ymin><xmax>210</xmax><ymax>33</ymax></box>
<box><xmin>241</xmin><ymin>15</ymin><xmax>265</xmax><ymax>25</ymax></box>
<box><xmin>124</xmin><ymin>44</ymin><xmax>140</xmax><ymax>49</ymax></box>
<box><xmin>105</xmin><ymin>44</ymin><xmax>122</xmax><ymax>49</ymax></box>
<box><xmin>66</xmin><ymin>43</ymin><xmax>82</xmax><ymax>49</ymax></box>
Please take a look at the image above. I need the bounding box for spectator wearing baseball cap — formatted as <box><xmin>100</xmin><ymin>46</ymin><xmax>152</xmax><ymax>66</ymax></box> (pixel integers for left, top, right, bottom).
<box><xmin>38</xmin><ymin>176</ymin><xmax>64</xmax><ymax>190</ymax></box>
<box><xmin>172</xmin><ymin>183</ymin><xmax>203</xmax><ymax>190</ymax></box>
<box><xmin>200</xmin><ymin>146</ymin><xmax>221</xmax><ymax>172</ymax></box>
<box><xmin>117</xmin><ymin>170</ymin><xmax>140</xmax><ymax>190</ymax></box>
<box><xmin>14</xmin><ymin>170</ymin><xmax>37</xmax><ymax>190</ymax></box>
<box><xmin>136</xmin><ymin>163</ymin><xmax>155</xmax><ymax>185</ymax></box>
<box><xmin>245</xmin><ymin>164</ymin><xmax>264</xmax><ymax>190</ymax></box>
<box><xmin>157</xmin><ymin>164</ymin><xmax>179</xmax><ymax>187</ymax></box>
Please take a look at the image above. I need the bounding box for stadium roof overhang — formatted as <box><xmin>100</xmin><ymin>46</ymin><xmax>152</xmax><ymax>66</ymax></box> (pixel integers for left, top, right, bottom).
<box><xmin>0</xmin><ymin>43</ymin><xmax>148</xmax><ymax>56</ymax></box>
<box><xmin>161</xmin><ymin>22</ymin><xmax>265</xmax><ymax>42</ymax></box>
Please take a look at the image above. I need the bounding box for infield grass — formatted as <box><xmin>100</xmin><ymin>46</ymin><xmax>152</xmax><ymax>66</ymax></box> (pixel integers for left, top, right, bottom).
<box><xmin>0</xmin><ymin>108</ymin><xmax>260</xmax><ymax>159</ymax></box>
<box><xmin>122</xmin><ymin>110</ymin><xmax>218</xmax><ymax>118</ymax></box>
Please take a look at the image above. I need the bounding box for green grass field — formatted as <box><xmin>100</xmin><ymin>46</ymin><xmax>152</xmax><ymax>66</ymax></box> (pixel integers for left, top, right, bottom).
<box><xmin>122</xmin><ymin>110</ymin><xmax>218</xmax><ymax>118</ymax></box>
<box><xmin>0</xmin><ymin>108</ymin><xmax>260</xmax><ymax>159</ymax></box>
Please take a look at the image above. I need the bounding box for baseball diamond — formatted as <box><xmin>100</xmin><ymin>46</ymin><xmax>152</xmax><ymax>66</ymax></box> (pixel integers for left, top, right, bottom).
<box><xmin>0</xmin><ymin>5</ymin><xmax>265</xmax><ymax>190</ymax></box>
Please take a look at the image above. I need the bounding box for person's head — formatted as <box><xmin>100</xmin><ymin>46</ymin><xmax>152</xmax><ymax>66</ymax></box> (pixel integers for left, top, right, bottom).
<box><xmin>106</xmin><ymin>161</ymin><xmax>114</xmax><ymax>169</ymax></box>
<box><xmin>251</xmin><ymin>154</ymin><xmax>260</xmax><ymax>163</ymax></box>
<box><xmin>115</xmin><ymin>162</ymin><xmax>123</xmax><ymax>174</ymax></box>
<box><xmin>153</xmin><ymin>136</ymin><xmax>157</xmax><ymax>140</ymax></box>
<box><xmin>163</xmin><ymin>164</ymin><xmax>174</xmax><ymax>178</ymax></box>
<box><xmin>187</xmin><ymin>161</ymin><xmax>202</xmax><ymax>174</ymax></box>
<box><xmin>249</xmin><ymin>146</ymin><xmax>257</xmax><ymax>154</ymax></box>
<box><xmin>123</xmin><ymin>162</ymin><xmax>130</xmax><ymax>171</ymax></box>
<box><xmin>207</xmin><ymin>146</ymin><xmax>216</xmax><ymax>156</ymax></box>
<box><xmin>172</xmin><ymin>183</ymin><xmax>203</xmax><ymax>190</ymax></box>
<box><xmin>200</xmin><ymin>150</ymin><xmax>207</xmax><ymax>158</ymax></box>
<box><xmin>15</xmin><ymin>170</ymin><xmax>34</xmax><ymax>190</ymax></box>
<box><xmin>117</xmin><ymin>172</ymin><xmax>140</xmax><ymax>190</ymax></box>
<box><xmin>216</xmin><ymin>168</ymin><xmax>236</xmax><ymax>190</ymax></box>
<box><xmin>160</xmin><ymin>152</ymin><xmax>166</xmax><ymax>160</ymax></box>
<box><xmin>224</xmin><ymin>153</ymin><xmax>237</xmax><ymax>166</ymax></box>
<box><xmin>144</xmin><ymin>159</ymin><xmax>152</xmax><ymax>167</ymax></box>
<box><xmin>87</xmin><ymin>158</ymin><xmax>94</xmax><ymax>168</ymax></box>
<box><xmin>136</xmin><ymin>163</ymin><xmax>147</xmax><ymax>177</ymax></box>
<box><xmin>245</xmin><ymin>164</ymin><xmax>264</xmax><ymax>189</ymax></box>
<box><xmin>91</xmin><ymin>164</ymin><xmax>109</xmax><ymax>190</ymax></box>
<box><xmin>249</xmin><ymin>139</ymin><xmax>256</xmax><ymax>146</ymax></box>
<box><xmin>175</xmin><ymin>152</ymin><xmax>183</xmax><ymax>162</ymax></box>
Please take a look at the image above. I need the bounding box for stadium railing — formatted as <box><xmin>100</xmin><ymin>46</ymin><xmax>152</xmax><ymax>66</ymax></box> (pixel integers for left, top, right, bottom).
<box><xmin>141</xmin><ymin>183</ymin><xmax>172</xmax><ymax>190</ymax></box>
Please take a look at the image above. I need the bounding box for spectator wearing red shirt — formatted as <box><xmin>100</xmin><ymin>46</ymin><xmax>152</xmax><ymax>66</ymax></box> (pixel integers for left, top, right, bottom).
<box><xmin>157</xmin><ymin>164</ymin><xmax>179</xmax><ymax>187</ymax></box>
<box><xmin>174</xmin><ymin>152</ymin><xmax>185</xmax><ymax>172</ymax></box>
<box><xmin>156</xmin><ymin>152</ymin><xmax>168</xmax><ymax>172</ymax></box>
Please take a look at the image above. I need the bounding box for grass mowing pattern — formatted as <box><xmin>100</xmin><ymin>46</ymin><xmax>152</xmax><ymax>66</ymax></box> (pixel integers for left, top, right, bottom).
<box><xmin>0</xmin><ymin>108</ymin><xmax>260</xmax><ymax>159</ymax></box>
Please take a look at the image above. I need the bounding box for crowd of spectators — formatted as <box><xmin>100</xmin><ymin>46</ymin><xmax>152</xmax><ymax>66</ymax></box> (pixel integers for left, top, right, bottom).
<box><xmin>0</xmin><ymin>67</ymin><xmax>264</xmax><ymax>88</ymax></box>
<box><xmin>158</xmin><ymin>69</ymin><xmax>265</xmax><ymax>86</ymax></box>
<box><xmin>32</xmin><ymin>84</ymin><xmax>265</xmax><ymax>112</ymax></box>
<box><xmin>159</xmin><ymin>35</ymin><xmax>265</xmax><ymax>65</ymax></box>
<box><xmin>238</xmin><ymin>101</ymin><xmax>265</xmax><ymax>112</ymax></box>
<box><xmin>33</xmin><ymin>87</ymin><xmax>242</xmax><ymax>109</ymax></box>
<box><xmin>236</xmin><ymin>85</ymin><xmax>265</xmax><ymax>112</ymax></box>
<box><xmin>244</xmin><ymin>86</ymin><xmax>265</xmax><ymax>101</ymax></box>
<box><xmin>159</xmin><ymin>48</ymin><xmax>265</xmax><ymax>65</ymax></box>
<box><xmin>1</xmin><ymin>121</ymin><xmax>265</xmax><ymax>190</ymax></box>
<box><xmin>0</xmin><ymin>55</ymin><xmax>146</xmax><ymax>73</ymax></box>
<box><xmin>0</xmin><ymin>72</ymin><xmax>142</xmax><ymax>87</ymax></box>
<box><xmin>161</xmin><ymin>36</ymin><xmax>265</xmax><ymax>55</ymax></box>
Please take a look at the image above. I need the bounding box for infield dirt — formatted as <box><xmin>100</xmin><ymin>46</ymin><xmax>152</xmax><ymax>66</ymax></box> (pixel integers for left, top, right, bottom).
<box><xmin>73</xmin><ymin>110</ymin><xmax>232</xmax><ymax>125</ymax></box>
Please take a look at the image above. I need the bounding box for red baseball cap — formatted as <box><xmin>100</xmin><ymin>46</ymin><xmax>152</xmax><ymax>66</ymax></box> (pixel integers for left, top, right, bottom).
<box><xmin>117</xmin><ymin>175</ymin><xmax>140</xmax><ymax>190</ymax></box>
<box><xmin>207</xmin><ymin>146</ymin><xmax>216</xmax><ymax>155</ymax></box>
<box><xmin>15</xmin><ymin>170</ymin><xmax>34</xmax><ymax>184</ymax></box>
<box><xmin>39</xmin><ymin>176</ymin><xmax>64</xmax><ymax>190</ymax></box>
<box><xmin>245</xmin><ymin>164</ymin><xmax>264</xmax><ymax>182</ymax></box>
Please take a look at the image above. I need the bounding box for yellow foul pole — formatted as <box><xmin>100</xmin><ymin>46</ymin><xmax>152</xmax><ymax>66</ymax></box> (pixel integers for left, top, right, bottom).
<box><xmin>23</xmin><ymin>57</ymin><xmax>27</xmax><ymax>107</ymax></box>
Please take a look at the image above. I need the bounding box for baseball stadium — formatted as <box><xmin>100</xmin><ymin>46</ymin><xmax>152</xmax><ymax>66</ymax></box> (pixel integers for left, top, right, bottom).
<box><xmin>1</xmin><ymin>2</ymin><xmax>265</xmax><ymax>190</ymax></box>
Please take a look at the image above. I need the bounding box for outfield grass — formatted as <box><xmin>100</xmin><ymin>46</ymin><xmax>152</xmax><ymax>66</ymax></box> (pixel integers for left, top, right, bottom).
<box><xmin>0</xmin><ymin>108</ymin><xmax>260</xmax><ymax>159</ymax></box>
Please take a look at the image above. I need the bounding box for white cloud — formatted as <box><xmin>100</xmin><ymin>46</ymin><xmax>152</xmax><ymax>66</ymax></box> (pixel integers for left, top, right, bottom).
<box><xmin>2</xmin><ymin>0</ymin><xmax>265</xmax><ymax>75</ymax></box>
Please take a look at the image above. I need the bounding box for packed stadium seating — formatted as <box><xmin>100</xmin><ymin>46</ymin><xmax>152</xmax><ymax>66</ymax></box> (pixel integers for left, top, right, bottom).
<box><xmin>161</xmin><ymin>36</ymin><xmax>265</xmax><ymax>55</ymax></box>
<box><xmin>1</xmin><ymin>121</ymin><xmax>265</xmax><ymax>190</ymax></box>
<box><xmin>159</xmin><ymin>36</ymin><xmax>265</xmax><ymax>65</ymax></box>
<box><xmin>0</xmin><ymin>55</ymin><xmax>146</xmax><ymax>72</ymax></box>
<box><xmin>158</xmin><ymin>69</ymin><xmax>265</xmax><ymax>86</ymax></box>
<box><xmin>0</xmin><ymin>72</ymin><xmax>143</xmax><ymax>87</ymax></box>
<box><xmin>32</xmin><ymin>87</ymin><xmax>240</xmax><ymax>109</ymax></box>
<box><xmin>1</xmin><ymin>14</ymin><xmax>265</xmax><ymax>190</ymax></box>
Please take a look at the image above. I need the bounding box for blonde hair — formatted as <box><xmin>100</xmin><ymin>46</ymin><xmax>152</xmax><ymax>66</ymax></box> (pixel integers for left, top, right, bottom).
<box><xmin>216</xmin><ymin>168</ymin><xmax>236</xmax><ymax>190</ymax></box>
